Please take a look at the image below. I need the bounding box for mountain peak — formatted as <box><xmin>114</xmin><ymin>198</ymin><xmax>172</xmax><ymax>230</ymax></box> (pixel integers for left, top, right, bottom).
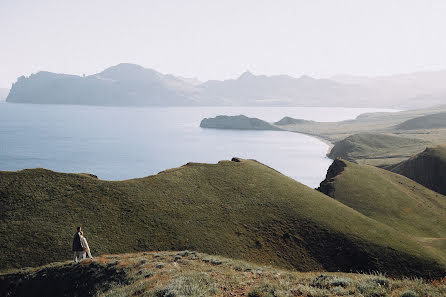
<box><xmin>238</xmin><ymin>70</ymin><xmax>255</xmax><ymax>79</ymax></box>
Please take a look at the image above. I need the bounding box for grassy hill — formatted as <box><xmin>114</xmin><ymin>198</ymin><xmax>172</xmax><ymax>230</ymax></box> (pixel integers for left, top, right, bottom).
<box><xmin>386</xmin><ymin>145</ymin><xmax>446</xmax><ymax>196</ymax></box>
<box><xmin>396</xmin><ymin>112</ymin><xmax>446</xmax><ymax>130</ymax></box>
<box><xmin>327</xmin><ymin>133</ymin><xmax>428</xmax><ymax>165</ymax></box>
<box><xmin>318</xmin><ymin>159</ymin><xmax>446</xmax><ymax>261</ymax></box>
<box><xmin>1</xmin><ymin>159</ymin><xmax>445</xmax><ymax>277</ymax></box>
<box><xmin>2</xmin><ymin>251</ymin><xmax>445</xmax><ymax>297</ymax></box>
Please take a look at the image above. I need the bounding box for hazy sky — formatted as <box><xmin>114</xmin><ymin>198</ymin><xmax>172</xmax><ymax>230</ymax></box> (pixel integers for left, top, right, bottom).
<box><xmin>1</xmin><ymin>0</ymin><xmax>446</xmax><ymax>88</ymax></box>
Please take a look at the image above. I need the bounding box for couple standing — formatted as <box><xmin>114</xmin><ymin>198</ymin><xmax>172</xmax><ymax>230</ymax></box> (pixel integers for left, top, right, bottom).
<box><xmin>72</xmin><ymin>226</ymin><xmax>93</xmax><ymax>262</ymax></box>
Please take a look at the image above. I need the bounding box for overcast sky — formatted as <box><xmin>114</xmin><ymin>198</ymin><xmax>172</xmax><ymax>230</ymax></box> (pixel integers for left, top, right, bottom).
<box><xmin>1</xmin><ymin>0</ymin><xmax>446</xmax><ymax>88</ymax></box>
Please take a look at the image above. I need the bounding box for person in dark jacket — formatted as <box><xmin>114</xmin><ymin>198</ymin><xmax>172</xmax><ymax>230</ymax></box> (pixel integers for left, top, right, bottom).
<box><xmin>72</xmin><ymin>226</ymin><xmax>84</xmax><ymax>262</ymax></box>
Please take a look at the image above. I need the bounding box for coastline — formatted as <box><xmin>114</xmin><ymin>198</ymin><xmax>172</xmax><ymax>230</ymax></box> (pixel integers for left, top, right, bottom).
<box><xmin>286</xmin><ymin>130</ymin><xmax>334</xmax><ymax>157</ymax></box>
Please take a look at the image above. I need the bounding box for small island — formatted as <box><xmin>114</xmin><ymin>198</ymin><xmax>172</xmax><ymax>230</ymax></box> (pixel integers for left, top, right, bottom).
<box><xmin>200</xmin><ymin>115</ymin><xmax>283</xmax><ymax>131</ymax></box>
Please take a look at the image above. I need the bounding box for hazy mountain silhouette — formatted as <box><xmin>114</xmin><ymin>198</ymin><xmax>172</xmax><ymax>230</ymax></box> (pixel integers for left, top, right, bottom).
<box><xmin>200</xmin><ymin>71</ymin><xmax>375</xmax><ymax>106</ymax></box>
<box><xmin>6</xmin><ymin>64</ymin><xmax>204</xmax><ymax>106</ymax></box>
<box><xmin>6</xmin><ymin>64</ymin><xmax>446</xmax><ymax>107</ymax></box>
<box><xmin>331</xmin><ymin>70</ymin><xmax>446</xmax><ymax>109</ymax></box>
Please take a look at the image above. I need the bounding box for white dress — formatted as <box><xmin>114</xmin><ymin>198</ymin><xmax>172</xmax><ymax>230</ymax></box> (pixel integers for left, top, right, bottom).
<box><xmin>80</xmin><ymin>236</ymin><xmax>93</xmax><ymax>258</ymax></box>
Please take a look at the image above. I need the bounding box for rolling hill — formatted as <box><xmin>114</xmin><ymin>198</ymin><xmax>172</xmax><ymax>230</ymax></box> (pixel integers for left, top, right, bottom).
<box><xmin>327</xmin><ymin>133</ymin><xmax>428</xmax><ymax>163</ymax></box>
<box><xmin>396</xmin><ymin>112</ymin><xmax>446</xmax><ymax>130</ymax></box>
<box><xmin>318</xmin><ymin>159</ymin><xmax>446</xmax><ymax>259</ymax></box>
<box><xmin>386</xmin><ymin>145</ymin><xmax>446</xmax><ymax>196</ymax></box>
<box><xmin>1</xmin><ymin>159</ymin><xmax>445</xmax><ymax>277</ymax></box>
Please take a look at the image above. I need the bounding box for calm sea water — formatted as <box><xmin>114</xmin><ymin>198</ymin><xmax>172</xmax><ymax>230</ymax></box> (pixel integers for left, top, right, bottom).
<box><xmin>0</xmin><ymin>102</ymin><xmax>396</xmax><ymax>188</ymax></box>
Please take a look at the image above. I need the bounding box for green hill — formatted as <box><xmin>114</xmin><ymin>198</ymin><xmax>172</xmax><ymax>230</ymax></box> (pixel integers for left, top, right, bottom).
<box><xmin>1</xmin><ymin>159</ymin><xmax>445</xmax><ymax>278</ymax></box>
<box><xmin>386</xmin><ymin>145</ymin><xmax>446</xmax><ymax>196</ymax></box>
<box><xmin>396</xmin><ymin>112</ymin><xmax>446</xmax><ymax>130</ymax></box>
<box><xmin>318</xmin><ymin>159</ymin><xmax>446</xmax><ymax>260</ymax></box>
<box><xmin>2</xmin><ymin>251</ymin><xmax>444</xmax><ymax>297</ymax></box>
<box><xmin>327</xmin><ymin>133</ymin><xmax>428</xmax><ymax>165</ymax></box>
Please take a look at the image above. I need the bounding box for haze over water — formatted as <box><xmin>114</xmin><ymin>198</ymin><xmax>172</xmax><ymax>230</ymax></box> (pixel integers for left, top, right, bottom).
<box><xmin>0</xmin><ymin>102</ymin><xmax>395</xmax><ymax>188</ymax></box>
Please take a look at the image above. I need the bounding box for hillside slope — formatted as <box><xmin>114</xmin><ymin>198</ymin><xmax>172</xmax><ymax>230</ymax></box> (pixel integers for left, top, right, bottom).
<box><xmin>387</xmin><ymin>145</ymin><xmax>446</xmax><ymax>196</ymax></box>
<box><xmin>2</xmin><ymin>251</ymin><xmax>444</xmax><ymax>297</ymax></box>
<box><xmin>396</xmin><ymin>112</ymin><xmax>446</xmax><ymax>130</ymax></box>
<box><xmin>327</xmin><ymin>133</ymin><xmax>428</xmax><ymax>163</ymax></box>
<box><xmin>0</xmin><ymin>159</ymin><xmax>444</xmax><ymax>277</ymax></box>
<box><xmin>318</xmin><ymin>159</ymin><xmax>446</xmax><ymax>259</ymax></box>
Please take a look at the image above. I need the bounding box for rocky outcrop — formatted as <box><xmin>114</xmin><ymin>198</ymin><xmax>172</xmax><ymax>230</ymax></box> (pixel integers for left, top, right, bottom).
<box><xmin>317</xmin><ymin>159</ymin><xmax>347</xmax><ymax>196</ymax></box>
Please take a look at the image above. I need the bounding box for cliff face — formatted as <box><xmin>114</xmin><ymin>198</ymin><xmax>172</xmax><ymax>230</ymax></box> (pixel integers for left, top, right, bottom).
<box><xmin>317</xmin><ymin>159</ymin><xmax>347</xmax><ymax>197</ymax></box>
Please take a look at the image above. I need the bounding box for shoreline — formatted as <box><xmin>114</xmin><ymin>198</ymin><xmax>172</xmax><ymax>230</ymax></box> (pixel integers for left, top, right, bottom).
<box><xmin>286</xmin><ymin>130</ymin><xmax>335</xmax><ymax>157</ymax></box>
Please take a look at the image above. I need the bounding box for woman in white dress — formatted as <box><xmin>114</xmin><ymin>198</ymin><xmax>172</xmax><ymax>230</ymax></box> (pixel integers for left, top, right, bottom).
<box><xmin>79</xmin><ymin>231</ymin><xmax>93</xmax><ymax>259</ymax></box>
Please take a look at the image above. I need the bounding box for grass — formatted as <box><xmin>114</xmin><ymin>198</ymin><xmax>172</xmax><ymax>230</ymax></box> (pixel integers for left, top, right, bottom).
<box><xmin>387</xmin><ymin>145</ymin><xmax>446</xmax><ymax>196</ymax></box>
<box><xmin>396</xmin><ymin>111</ymin><xmax>446</xmax><ymax>130</ymax></box>
<box><xmin>318</xmin><ymin>159</ymin><xmax>446</xmax><ymax>262</ymax></box>
<box><xmin>1</xmin><ymin>159</ymin><xmax>445</xmax><ymax>277</ymax></box>
<box><xmin>327</xmin><ymin>133</ymin><xmax>428</xmax><ymax>163</ymax></box>
<box><xmin>1</xmin><ymin>251</ymin><xmax>445</xmax><ymax>297</ymax></box>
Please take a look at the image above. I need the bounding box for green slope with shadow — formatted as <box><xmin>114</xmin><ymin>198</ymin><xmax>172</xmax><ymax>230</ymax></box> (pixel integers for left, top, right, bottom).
<box><xmin>327</xmin><ymin>133</ymin><xmax>428</xmax><ymax>164</ymax></box>
<box><xmin>386</xmin><ymin>145</ymin><xmax>446</xmax><ymax>196</ymax></box>
<box><xmin>1</xmin><ymin>159</ymin><xmax>445</xmax><ymax>277</ymax></box>
<box><xmin>396</xmin><ymin>112</ymin><xmax>446</xmax><ymax>130</ymax></box>
<box><xmin>318</xmin><ymin>159</ymin><xmax>446</xmax><ymax>264</ymax></box>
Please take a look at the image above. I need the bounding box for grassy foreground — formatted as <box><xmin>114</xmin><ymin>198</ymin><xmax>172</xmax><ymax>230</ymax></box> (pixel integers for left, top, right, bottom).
<box><xmin>1</xmin><ymin>159</ymin><xmax>445</xmax><ymax>277</ymax></box>
<box><xmin>1</xmin><ymin>251</ymin><xmax>445</xmax><ymax>297</ymax></box>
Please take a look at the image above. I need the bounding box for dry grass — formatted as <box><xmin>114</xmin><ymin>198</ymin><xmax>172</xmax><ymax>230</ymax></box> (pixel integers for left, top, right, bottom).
<box><xmin>13</xmin><ymin>250</ymin><xmax>437</xmax><ymax>297</ymax></box>
<box><xmin>2</xmin><ymin>250</ymin><xmax>444</xmax><ymax>296</ymax></box>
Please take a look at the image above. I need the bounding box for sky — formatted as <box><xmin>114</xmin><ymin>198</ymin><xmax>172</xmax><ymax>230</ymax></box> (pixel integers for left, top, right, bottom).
<box><xmin>1</xmin><ymin>0</ymin><xmax>446</xmax><ymax>88</ymax></box>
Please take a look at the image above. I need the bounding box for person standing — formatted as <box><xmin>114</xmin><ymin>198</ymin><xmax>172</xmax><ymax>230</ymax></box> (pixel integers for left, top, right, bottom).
<box><xmin>79</xmin><ymin>231</ymin><xmax>93</xmax><ymax>259</ymax></box>
<box><xmin>72</xmin><ymin>226</ymin><xmax>84</xmax><ymax>262</ymax></box>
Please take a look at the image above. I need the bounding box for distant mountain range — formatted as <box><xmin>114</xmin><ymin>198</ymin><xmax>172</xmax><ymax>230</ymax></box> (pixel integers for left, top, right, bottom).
<box><xmin>5</xmin><ymin>63</ymin><xmax>446</xmax><ymax>108</ymax></box>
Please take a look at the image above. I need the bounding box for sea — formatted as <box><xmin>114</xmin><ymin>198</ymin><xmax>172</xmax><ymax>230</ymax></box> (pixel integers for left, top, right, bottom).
<box><xmin>0</xmin><ymin>102</ymin><xmax>396</xmax><ymax>188</ymax></box>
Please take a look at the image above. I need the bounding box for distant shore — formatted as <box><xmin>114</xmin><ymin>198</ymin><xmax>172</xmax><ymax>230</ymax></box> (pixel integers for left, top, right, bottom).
<box><xmin>288</xmin><ymin>131</ymin><xmax>334</xmax><ymax>157</ymax></box>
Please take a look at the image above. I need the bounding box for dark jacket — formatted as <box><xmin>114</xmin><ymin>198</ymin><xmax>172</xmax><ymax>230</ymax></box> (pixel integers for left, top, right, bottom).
<box><xmin>72</xmin><ymin>232</ymin><xmax>83</xmax><ymax>252</ymax></box>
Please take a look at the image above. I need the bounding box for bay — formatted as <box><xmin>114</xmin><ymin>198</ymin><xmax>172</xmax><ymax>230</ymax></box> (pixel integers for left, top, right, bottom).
<box><xmin>0</xmin><ymin>102</ymin><xmax>396</xmax><ymax>188</ymax></box>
